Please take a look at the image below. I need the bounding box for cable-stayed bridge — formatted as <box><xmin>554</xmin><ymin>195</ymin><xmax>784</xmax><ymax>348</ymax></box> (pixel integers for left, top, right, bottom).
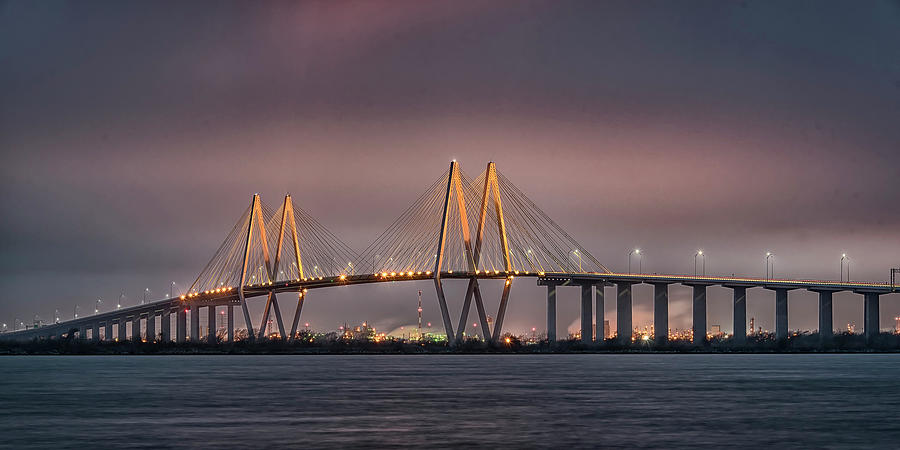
<box><xmin>3</xmin><ymin>161</ymin><xmax>897</xmax><ymax>345</ymax></box>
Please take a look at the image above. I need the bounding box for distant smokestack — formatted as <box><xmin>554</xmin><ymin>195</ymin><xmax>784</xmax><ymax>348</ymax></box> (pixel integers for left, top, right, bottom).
<box><xmin>417</xmin><ymin>290</ymin><xmax>423</xmax><ymax>333</ymax></box>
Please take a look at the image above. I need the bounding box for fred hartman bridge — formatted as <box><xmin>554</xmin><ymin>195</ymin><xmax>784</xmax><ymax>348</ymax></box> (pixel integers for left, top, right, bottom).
<box><xmin>3</xmin><ymin>162</ymin><xmax>898</xmax><ymax>345</ymax></box>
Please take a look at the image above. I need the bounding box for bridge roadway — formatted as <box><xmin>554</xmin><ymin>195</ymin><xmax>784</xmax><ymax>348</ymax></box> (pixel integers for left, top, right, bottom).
<box><xmin>1</xmin><ymin>271</ymin><xmax>895</xmax><ymax>344</ymax></box>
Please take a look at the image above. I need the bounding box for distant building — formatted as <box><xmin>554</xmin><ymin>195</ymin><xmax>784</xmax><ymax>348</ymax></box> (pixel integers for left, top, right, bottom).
<box><xmin>604</xmin><ymin>320</ymin><xmax>610</xmax><ymax>339</ymax></box>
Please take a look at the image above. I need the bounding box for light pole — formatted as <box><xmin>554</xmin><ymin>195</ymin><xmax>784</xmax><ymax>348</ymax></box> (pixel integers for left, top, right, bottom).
<box><xmin>95</xmin><ymin>298</ymin><xmax>102</xmax><ymax>314</ymax></box>
<box><xmin>694</xmin><ymin>250</ymin><xmax>705</xmax><ymax>276</ymax></box>
<box><xmin>74</xmin><ymin>305</ymin><xmax>79</xmax><ymax>319</ymax></box>
<box><xmin>572</xmin><ymin>249</ymin><xmax>582</xmax><ymax>272</ymax></box>
<box><xmin>143</xmin><ymin>288</ymin><xmax>149</xmax><ymax>305</ymax></box>
<box><xmin>765</xmin><ymin>252</ymin><xmax>774</xmax><ymax>281</ymax></box>
<box><xmin>840</xmin><ymin>254</ymin><xmax>848</xmax><ymax>282</ymax></box>
<box><xmin>628</xmin><ymin>249</ymin><xmax>641</xmax><ymax>273</ymax></box>
<box><xmin>170</xmin><ymin>282</ymin><xmax>176</xmax><ymax>298</ymax></box>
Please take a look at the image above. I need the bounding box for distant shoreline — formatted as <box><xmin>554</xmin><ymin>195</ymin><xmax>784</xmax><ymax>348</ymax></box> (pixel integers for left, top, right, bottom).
<box><xmin>3</xmin><ymin>335</ymin><xmax>900</xmax><ymax>355</ymax></box>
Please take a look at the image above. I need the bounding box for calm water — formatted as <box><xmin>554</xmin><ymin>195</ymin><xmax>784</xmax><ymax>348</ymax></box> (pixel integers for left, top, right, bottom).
<box><xmin>1</xmin><ymin>354</ymin><xmax>899</xmax><ymax>449</ymax></box>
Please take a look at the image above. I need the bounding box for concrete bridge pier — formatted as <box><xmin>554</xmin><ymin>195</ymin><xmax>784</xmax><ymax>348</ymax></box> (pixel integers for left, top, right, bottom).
<box><xmin>815</xmin><ymin>291</ymin><xmax>833</xmax><ymax>341</ymax></box>
<box><xmin>161</xmin><ymin>310</ymin><xmax>171</xmax><ymax>342</ymax></box>
<box><xmin>864</xmin><ymin>292</ymin><xmax>881</xmax><ymax>344</ymax></box>
<box><xmin>146</xmin><ymin>313</ymin><xmax>155</xmax><ymax>342</ymax></box>
<box><xmin>117</xmin><ymin>319</ymin><xmax>126</xmax><ymax>342</ymax></box>
<box><xmin>580</xmin><ymin>283</ymin><xmax>592</xmax><ymax>343</ymax></box>
<box><xmin>227</xmin><ymin>305</ymin><xmax>234</xmax><ymax>342</ymax></box>
<box><xmin>617</xmin><ymin>282</ymin><xmax>633</xmax><ymax>344</ymax></box>
<box><xmin>689</xmin><ymin>284</ymin><xmax>707</xmax><ymax>344</ymax></box>
<box><xmin>91</xmin><ymin>323</ymin><xmax>100</xmax><ymax>342</ymax></box>
<box><xmin>546</xmin><ymin>284</ymin><xmax>557</xmax><ymax>343</ymax></box>
<box><xmin>731</xmin><ymin>287</ymin><xmax>747</xmax><ymax>344</ymax></box>
<box><xmin>208</xmin><ymin>306</ymin><xmax>217</xmax><ymax>344</ymax></box>
<box><xmin>104</xmin><ymin>321</ymin><xmax>112</xmax><ymax>342</ymax></box>
<box><xmin>131</xmin><ymin>316</ymin><xmax>142</xmax><ymax>342</ymax></box>
<box><xmin>774</xmin><ymin>288</ymin><xmax>789</xmax><ymax>340</ymax></box>
<box><xmin>190</xmin><ymin>304</ymin><xmax>199</xmax><ymax>342</ymax></box>
<box><xmin>595</xmin><ymin>283</ymin><xmax>605</xmax><ymax>342</ymax></box>
<box><xmin>653</xmin><ymin>283</ymin><xmax>669</xmax><ymax>344</ymax></box>
<box><xmin>176</xmin><ymin>308</ymin><xmax>186</xmax><ymax>343</ymax></box>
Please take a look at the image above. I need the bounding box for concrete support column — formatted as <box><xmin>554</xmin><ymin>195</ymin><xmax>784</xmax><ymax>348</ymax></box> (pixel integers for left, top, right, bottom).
<box><xmin>131</xmin><ymin>316</ymin><xmax>141</xmax><ymax>342</ymax></box>
<box><xmin>692</xmin><ymin>285</ymin><xmax>707</xmax><ymax>344</ymax></box>
<box><xmin>118</xmin><ymin>319</ymin><xmax>127</xmax><ymax>342</ymax></box>
<box><xmin>546</xmin><ymin>284</ymin><xmax>557</xmax><ymax>343</ymax></box>
<box><xmin>595</xmin><ymin>284</ymin><xmax>605</xmax><ymax>342</ymax></box>
<box><xmin>190</xmin><ymin>304</ymin><xmax>199</xmax><ymax>342</ymax></box>
<box><xmin>616</xmin><ymin>282</ymin><xmax>632</xmax><ymax>344</ymax></box>
<box><xmin>817</xmin><ymin>291</ymin><xmax>833</xmax><ymax>341</ymax></box>
<box><xmin>227</xmin><ymin>305</ymin><xmax>234</xmax><ymax>343</ymax></box>
<box><xmin>732</xmin><ymin>287</ymin><xmax>747</xmax><ymax>344</ymax></box>
<box><xmin>104</xmin><ymin>322</ymin><xmax>113</xmax><ymax>342</ymax></box>
<box><xmin>653</xmin><ymin>283</ymin><xmax>669</xmax><ymax>345</ymax></box>
<box><xmin>208</xmin><ymin>305</ymin><xmax>217</xmax><ymax>344</ymax></box>
<box><xmin>91</xmin><ymin>323</ymin><xmax>100</xmax><ymax>342</ymax></box>
<box><xmin>146</xmin><ymin>313</ymin><xmax>156</xmax><ymax>342</ymax></box>
<box><xmin>176</xmin><ymin>308</ymin><xmax>186</xmax><ymax>343</ymax></box>
<box><xmin>864</xmin><ymin>293</ymin><xmax>880</xmax><ymax>344</ymax></box>
<box><xmin>775</xmin><ymin>289</ymin><xmax>788</xmax><ymax>340</ymax></box>
<box><xmin>580</xmin><ymin>284</ymin><xmax>592</xmax><ymax>343</ymax></box>
<box><xmin>161</xmin><ymin>311</ymin><xmax>171</xmax><ymax>342</ymax></box>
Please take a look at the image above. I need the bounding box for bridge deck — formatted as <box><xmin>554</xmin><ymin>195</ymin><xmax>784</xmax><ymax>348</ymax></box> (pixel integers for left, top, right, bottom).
<box><xmin>2</xmin><ymin>271</ymin><xmax>895</xmax><ymax>340</ymax></box>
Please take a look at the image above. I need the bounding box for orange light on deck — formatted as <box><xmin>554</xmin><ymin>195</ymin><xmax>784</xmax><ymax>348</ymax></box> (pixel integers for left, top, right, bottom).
<box><xmin>339</xmin><ymin>275</ymin><xmax>346</xmax><ymax>280</ymax></box>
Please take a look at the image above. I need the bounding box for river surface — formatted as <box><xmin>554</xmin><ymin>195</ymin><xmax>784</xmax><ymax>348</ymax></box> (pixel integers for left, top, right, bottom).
<box><xmin>1</xmin><ymin>354</ymin><xmax>899</xmax><ymax>449</ymax></box>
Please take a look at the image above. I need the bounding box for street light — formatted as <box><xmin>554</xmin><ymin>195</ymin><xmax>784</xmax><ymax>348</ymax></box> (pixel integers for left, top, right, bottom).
<box><xmin>95</xmin><ymin>298</ymin><xmax>102</xmax><ymax>314</ymax></box>
<box><xmin>840</xmin><ymin>254</ymin><xmax>849</xmax><ymax>282</ymax></box>
<box><xmin>74</xmin><ymin>305</ymin><xmax>79</xmax><ymax>319</ymax></box>
<box><xmin>628</xmin><ymin>249</ymin><xmax>641</xmax><ymax>273</ymax></box>
<box><xmin>765</xmin><ymin>252</ymin><xmax>774</xmax><ymax>281</ymax></box>
<box><xmin>143</xmin><ymin>288</ymin><xmax>149</xmax><ymax>305</ymax></box>
<box><xmin>695</xmin><ymin>250</ymin><xmax>705</xmax><ymax>276</ymax></box>
<box><xmin>572</xmin><ymin>249</ymin><xmax>582</xmax><ymax>272</ymax></box>
<box><xmin>170</xmin><ymin>282</ymin><xmax>176</xmax><ymax>298</ymax></box>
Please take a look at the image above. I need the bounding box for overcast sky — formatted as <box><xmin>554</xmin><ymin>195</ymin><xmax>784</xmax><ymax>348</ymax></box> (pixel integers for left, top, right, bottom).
<box><xmin>1</xmin><ymin>0</ymin><xmax>898</xmax><ymax>335</ymax></box>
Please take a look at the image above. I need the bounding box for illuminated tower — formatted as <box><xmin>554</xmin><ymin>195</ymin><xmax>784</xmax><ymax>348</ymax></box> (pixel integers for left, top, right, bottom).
<box><xmin>417</xmin><ymin>290</ymin><xmax>423</xmax><ymax>336</ymax></box>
